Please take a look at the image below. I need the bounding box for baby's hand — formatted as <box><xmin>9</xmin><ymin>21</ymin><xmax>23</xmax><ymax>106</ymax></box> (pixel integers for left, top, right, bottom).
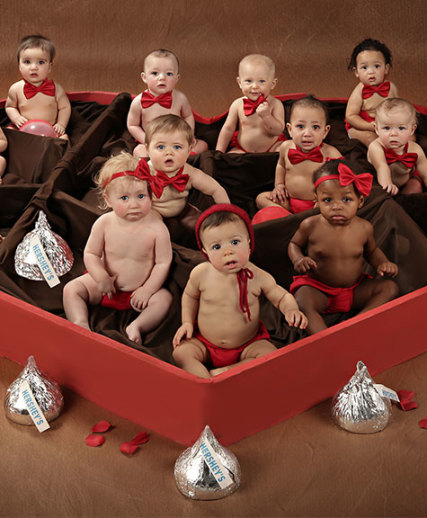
<box><xmin>377</xmin><ymin>261</ymin><xmax>398</xmax><ymax>278</ymax></box>
<box><xmin>382</xmin><ymin>183</ymin><xmax>399</xmax><ymax>196</ymax></box>
<box><xmin>130</xmin><ymin>285</ymin><xmax>153</xmax><ymax>311</ymax></box>
<box><xmin>256</xmin><ymin>101</ymin><xmax>271</xmax><ymax>118</ymax></box>
<box><xmin>284</xmin><ymin>309</ymin><xmax>308</xmax><ymax>329</ymax></box>
<box><xmin>98</xmin><ymin>275</ymin><xmax>116</xmax><ymax>300</ymax></box>
<box><xmin>270</xmin><ymin>183</ymin><xmax>288</xmax><ymax>203</ymax></box>
<box><xmin>53</xmin><ymin>123</ymin><xmax>65</xmax><ymax>137</ymax></box>
<box><xmin>294</xmin><ymin>256</ymin><xmax>317</xmax><ymax>273</ymax></box>
<box><xmin>173</xmin><ymin>322</ymin><xmax>193</xmax><ymax>348</ymax></box>
<box><xmin>15</xmin><ymin>115</ymin><xmax>28</xmax><ymax>129</ymax></box>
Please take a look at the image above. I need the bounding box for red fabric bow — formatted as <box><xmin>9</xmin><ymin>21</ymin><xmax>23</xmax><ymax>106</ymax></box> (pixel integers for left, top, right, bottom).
<box><xmin>141</xmin><ymin>90</ymin><xmax>172</xmax><ymax>109</ymax></box>
<box><xmin>237</xmin><ymin>268</ymin><xmax>254</xmax><ymax>321</ymax></box>
<box><xmin>23</xmin><ymin>79</ymin><xmax>55</xmax><ymax>99</ymax></box>
<box><xmin>362</xmin><ymin>81</ymin><xmax>390</xmax><ymax>100</ymax></box>
<box><xmin>134</xmin><ymin>160</ymin><xmax>189</xmax><ymax>198</ymax></box>
<box><xmin>337</xmin><ymin>163</ymin><xmax>373</xmax><ymax>196</ymax></box>
<box><xmin>243</xmin><ymin>95</ymin><xmax>266</xmax><ymax>116</ymax></box>
<box><xmin>384</xmin><ymin>146</ymin><xmax>418</xmax><ymax>169</ymax></box>
<box><xmin>103</xmin><ymin>160</ymin><xmax>154</xmax><ymax>188</ymax></box>
<box><xmin>288</xmin><ymin>145</ymin><xmax>323</xmax><ymax>165</ymax></box>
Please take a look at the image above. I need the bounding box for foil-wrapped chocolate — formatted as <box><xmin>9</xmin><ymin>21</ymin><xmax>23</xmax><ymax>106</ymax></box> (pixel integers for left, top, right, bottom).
<box><xmin>331</xmin><ymin>361</ymin><xmax>392</xmax><ymax>434</ymax></box>
<box><xmin>174</xmin><ymin>425</ymin><xmax>241</xmax><ymax>500</ymax></box>
<box><xmin>5</xmin><ymin>355</ymin><xmax>64</xmax><ymax>428</ymax></box>
<box><xmin>15</xmin><ymin>210</ymin><xmax>74</xmax><ymax>283</ymax></box>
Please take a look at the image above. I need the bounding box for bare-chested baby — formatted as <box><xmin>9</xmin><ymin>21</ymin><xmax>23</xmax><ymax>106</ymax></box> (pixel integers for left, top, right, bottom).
<box><xmin>288</xmin><ymin>159</ymin><xmax>398</xmax><ymax>335</ymax></box>
<box><xmin>173</xmin><ymin>204</ymin><xmax>307</xmax><ymax>378</ymax></box>
<box><xmin>63</xmin><ymin>152</ymin><xmax>173</xmax><ymax>345</ymax></box>
<box><xmin>6</xmin><ymin>35</ymin><xmax>71</xmax><ymax>140</ymax></box>
<box><xmin>127</xmin><ymin>48</ymin><xmax>208</xmax><ymax>158</ymax></box>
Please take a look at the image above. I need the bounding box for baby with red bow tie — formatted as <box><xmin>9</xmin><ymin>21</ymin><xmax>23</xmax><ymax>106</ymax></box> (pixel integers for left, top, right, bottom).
<box><xmin>368</xmin><ymin>98</ymin><xmax>427</xmax><ymax>195</ymax></box>
<box><xmin>5</xmin><ymin>35</ymin><xmax>71</xmax><ymax>140</ymax></box>
<box><xmin>63</xmin><ymin>151</ymin><xmax>173</xmax><ymax>346</ymax></box>
<box><xmin>127</xmin><ymin>48</ymin><xmax>208</xmax><ymax>158</ymax></box>
<box><xmin>216</xmin><ymin>54</ymin><xmax>285</xmax><ymax>154</ymax></box>
<box><xmin>256</xmin><ymin>96</ymin><xmax>342</xmax><ymax>214</ymax></box>
<box><xmin>141</xmin><ymin>114</ymin><xmax>229</xmax><ymax>218</ymax></box>
<box><xmin>345</xmin><ymin>38</ymin><xmax>398</xmax><ymax>148</ymax></box>
<box><xmin>288</xmin><ymin>159</ymin><xmax>398</xmax><ymax>336</ymax></box>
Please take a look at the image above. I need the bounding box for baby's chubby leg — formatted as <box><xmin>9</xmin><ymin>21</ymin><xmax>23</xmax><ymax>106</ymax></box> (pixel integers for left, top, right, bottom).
<box><xmin>126</xmin><ymin>288</ymin><xmax>172</xmax><ymax>345</ymax></box>
<box><xmin>255</xmin><ymin>191</ymin><xmax>290</xmax><ymax>211</ymax></box>
<box><xmin>293</xmin><ymin>286</ymin><xmax>329</xmax><ymax>335</ymax></box>
<box><xmin>63</xmin><ymin>273</ymin><xmax>103</xmax><ymax>330</ymax></box>
<box><xmin>210</xmin><ymin>339</ymin><xmax>276</xmax><ymax>377</ymax></box>
<box><xmin>173</xmin><ymin>338</ymin><xmax>211</xmax><ymax>379</ymax></box>
<box><xmin>353</xmin><ymin>278</ymin><xmax>399</xmax><ymax>314</ymax></box>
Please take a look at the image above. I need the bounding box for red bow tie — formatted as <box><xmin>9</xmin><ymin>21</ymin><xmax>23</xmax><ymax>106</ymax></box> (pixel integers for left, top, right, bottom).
<box><xmin>134</xmin><ymin>160</ymin><xmax>189</xmax><ymax>198</ymax></box>
<box><xmin>237</xmin><ymin>268</ymin><xmax>254</xmax><ymax>321</ymax></box>
<box><xmin>141</xmin><ymin>90</ymin><xmax>172</xmax><ymax>109</ymax></box>
<box><xmin>23</xmin><ymin>79</ymin><xmax>55</xmax><ymax>99</ymax></box>
<box><xmin>362</xmin><ymin>81</ymin><xmax>390</xmax><ymax>100</ymax></box>
<box><xmin>384</xmin><ymin>146</ymin><xmax>418</xmax><ymax>169</ymax></box>
<box><xmin>288</xmin><ymin>145</ymin><xmax>323</xmax><ymax>165</ymax></box>
<box><xmin>337</xmin><ymin>163</ymin><xmax>373</xmax><ymax>196</ymax></box>
<box><xmin>243</xmin><ymin>95</ymin><xmax>266</xmax><ymax>116</ymax></box>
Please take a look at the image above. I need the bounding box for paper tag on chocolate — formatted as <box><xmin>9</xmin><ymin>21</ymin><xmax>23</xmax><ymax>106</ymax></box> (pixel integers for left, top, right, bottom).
<box><xmin>200</xmin><ymin>437</ymin><xmax>234</xmax><ymax>489</ymax></box>
<box><xmin>29</xmin><ymin>235</ymin><xmax>60</xmax><ymax>287</ymax></box>
<box><xmin>374</xmin><ymin>383</ymin><xmax>400</xmax><ymax>402</ymax></box>
<box><xmin>19</xmin><ymin>380</ymin><xmax>50</xmax><ymax>432</ymax></box>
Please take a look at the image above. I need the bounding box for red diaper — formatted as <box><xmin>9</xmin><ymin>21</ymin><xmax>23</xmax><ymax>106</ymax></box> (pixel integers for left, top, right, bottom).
<box><xmin>289</xmin><ymin>197</ymin><xmax>315</xmax><ymax>214</ymax></box>
<box><xmin>101</xmin><ymin>290</ymin><xmax>133</xmax><ymax>311</ymax></box>
<box><xmin>194</xmin><ymin>322</ymin><xmax>271</xmax><ymax>368</ymax></box>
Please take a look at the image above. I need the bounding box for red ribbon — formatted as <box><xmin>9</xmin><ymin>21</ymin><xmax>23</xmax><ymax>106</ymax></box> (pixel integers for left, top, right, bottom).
<box><xmin>384</xmin><ymin>145</ymin><xmax>418</xmax><ymax>169</ymax></box>
<box><xmin>288</xmin><ymin>145</ymin><xmax>323</xmax><ymax>165</ymax></box>
<box><xmin>237</xmin><ymin>268</ymin><xmax>254</xmax><ymax>321</ymax></box>
<box><xmin>314</xmin><ymin>163</ymin><xmax>373</xmax><ymax>197</ymax></box>
<box><xmin>362</xmin><ymin>81</ymin><xmax>390</xmax><ymax>100</ymax></box>
<box><xmin>141</xmin><ymin>90</ymin><xmax>172</xmax><ymax>109</ymax></box>
<box><xmin>243</xmin><ymin>95</ymin><xmax>266</xmax><ymax>116</ymax></box>
<box><xmin>103</xmin><ymin>160</ymin><xmax>154</xmax><ymax>188</ymax></box>
<box><xmin>23</xmin><ymin>79</ymin><xmax>55</xmax><ymax>99</ymax></box>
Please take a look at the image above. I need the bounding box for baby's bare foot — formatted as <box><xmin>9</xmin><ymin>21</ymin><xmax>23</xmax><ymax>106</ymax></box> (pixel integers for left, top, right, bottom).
<box><xmin>126</xmin><ymin>322</ymin><xmax>142</xmax><ymax>345</ymax></box>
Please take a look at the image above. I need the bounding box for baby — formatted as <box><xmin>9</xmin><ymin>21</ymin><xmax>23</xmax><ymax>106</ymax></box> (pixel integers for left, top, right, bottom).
<box><xmin>139</xmin><ymin>114</ymin><xmax>229</xmax><ymax>218</ymax></box>
<box><xmin>216</xmin><ymin>54</ymin><xmax>285</xmax><ymax>153</ymax></box>
<box><xmin>256</xmin><ymin>96</ymin><xmax>342</xmax><ymax>214</ymax></box>
<box><xmin>368</xmin><ymin>98</ymin><xmax>427</xmax><ymax>195</ymax></box>
<box><xmin>127</xmin><ymin>48</ymin><xmax>208</xmax><ymax>158</ymax></box>
<box><xmin>63</xmin><ymin>152</ymin><xmax>173</xmax><ymax>345</ymax></box>
<box><xmin>288</xmin><ymin>159</ymin><xmax>398</xmax><ymax>335</ymax></box>
<box><xmin>6</xmin><ymin>35</ymin><xmax>71</xmax><ymax>140</ymax></box>
<box><xmin>173</xmin><ymin>204</ymin><xmax>307</xmax><ymax>378</ymax></box>
<box><xmin>346</xmin><ymin>38</ymin><xmax>398</xmax><ymax>147</ymax></box>
<box><xmin>0</xmin><ymin>129</ymin><xmax>8</xmax><ymax>183</ymax></box>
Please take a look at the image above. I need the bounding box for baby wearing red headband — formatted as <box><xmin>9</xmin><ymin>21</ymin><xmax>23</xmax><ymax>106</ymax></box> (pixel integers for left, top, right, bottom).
<box><xmin>173</xmin><ymin>203</ymin><xmax>307</xmax><ymax>378</ymax></box>
<box><xmin>288</xmin><ymin>159</ymin><xmax>399</xmax><ymax>335</ymax></box>
<box><xmin>63</xmin><ymin>151</ymin><xmax>173</xmax><ymax>345</ymax></box>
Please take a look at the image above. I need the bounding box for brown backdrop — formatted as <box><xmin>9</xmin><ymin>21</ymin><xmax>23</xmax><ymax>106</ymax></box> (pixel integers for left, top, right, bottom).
<box><xmin>0</xmin><ymin>0</ymin><xmax>426</xmax><ymax>116</ymax></box>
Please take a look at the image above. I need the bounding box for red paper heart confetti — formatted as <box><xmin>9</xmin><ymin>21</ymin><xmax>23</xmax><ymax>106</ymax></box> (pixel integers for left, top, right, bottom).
<box><xmin>85</xmin><ymin>434</ymin><xmax>105</xmax><ymax>447</ymax></box>
<box><xmin>418</xmin><ymin>418</ymin><xmax>427</xmax><ymax>429</ymax></box>
<box><xmin>397</xmin><ymin>390</ymin><xmax>418</xmax><ymax>411</ymax></box>
<box><xmin>91</xmin><ymin>420</ymin><xmax>112</xmax><ymax>433</ymax></box>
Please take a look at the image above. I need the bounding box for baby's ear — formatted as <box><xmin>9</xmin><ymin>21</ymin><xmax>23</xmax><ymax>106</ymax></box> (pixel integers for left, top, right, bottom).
<box><xmin>103</xmin><ymin>191</ymin><xmax>112</xmax><ymax>208</ymax></box>
<box><xmin>236</xmin><ymin>76</ymin><xmax>242</xmax><ymax>89</ymax></box>
<box><xmin>271</xmin><ymin>78</ymin><xmax>278</xmax><ymax>90</ymax></box>
<box><xmin>384</xmin><ymin>64</ymin><xmax>390</xmax><ymax>76</ymax></box>
<box><xmin>358</xmin><ymin>195</ymin><xmax>365</xmax><ymax>208</ymax></box>
<box><xmin>141</xmin><ymin>72</ymin><xmax>146</xmax><ymax>83</ymax></box>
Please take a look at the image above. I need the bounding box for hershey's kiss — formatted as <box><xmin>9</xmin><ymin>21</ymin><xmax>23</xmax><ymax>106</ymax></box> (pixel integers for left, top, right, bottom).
<box><xmin>15</xmin><ymin>210</ymin><xmax>74</xmax><ymax>281</ymax></box>
<box><xmin>174</xmin><ymin>425</ymin><xmax>241</xmax><ymax>500</ymax></box>
<box><xmin>331</xmin><ymin>361</ymin><xmax>392</xmax><ymax>434</ymax></box>
<box><xmin>5</xmin><ymin>355</ymin><xmax>64</xmax><ymax>426</ymax></box>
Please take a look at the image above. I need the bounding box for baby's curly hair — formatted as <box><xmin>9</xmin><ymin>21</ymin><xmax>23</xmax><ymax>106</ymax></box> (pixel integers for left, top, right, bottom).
<box><xmin>348</xmin><ymin>38</ymin><xmax>392</xmax><ymax>70</ymax></box>
<box><xmin>95</xmin><ymin>151</ymin><xmax>151</xmax><ymax>209</ymax></box>
<box><xmin>17</xmin><ymin>34</ymin><xmax>56</xmax><ymax>62</ymax></box>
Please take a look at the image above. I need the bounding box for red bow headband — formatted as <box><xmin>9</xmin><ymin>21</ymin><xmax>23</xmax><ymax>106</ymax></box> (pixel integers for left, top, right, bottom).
<box><xmin>314</xmin><ymin>163</ymin><xmax>373</xmax><ymax>197</ymax></box>
<box><xmin>103</xmin><ymin>160</ymin><xmax>151</xmax><ymax>188</ymax></box>
<box><xmin>195</xmin><ymin>204</ymin><xmax>255</xmax><ymax>259</ymax></box>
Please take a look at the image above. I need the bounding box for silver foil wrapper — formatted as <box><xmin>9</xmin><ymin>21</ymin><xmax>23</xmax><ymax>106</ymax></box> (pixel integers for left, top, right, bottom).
<box><xmin>331</xmin><ymin>361</ymin><xmax>391</xmax><ymax>434</ymax></box>
<box><xmin>15</xmin><ymin>210</ymin><xmax>74</xmax><ymax>281</ymax></box>
<box><xmin>5</xmin><ymin>355</ymin><xmax>64</xmax><ymax>426</ymax></box>
<box><xmin>174</xmin><ymin>425</ymin><xmax>241</xmax><ymax>500</ymax></box>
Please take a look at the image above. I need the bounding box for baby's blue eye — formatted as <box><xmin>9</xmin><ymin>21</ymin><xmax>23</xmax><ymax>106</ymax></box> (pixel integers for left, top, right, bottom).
<box><xmin>166</xmin><ymin>72</ymin><xmax>173</xmax><ymax>77</ymax></box>
<box><xmin>38</xmin><ymin>60</ymin><xmax>46</xmax><ymax>65</ymax></box>
<box><xmin>173</xmin><ymin>145</ymin><xmax>182</xmax><ymax>150</ymax></box>
<box><xmin>231</xmin><ymin>239</ymin><xmax>240</xmax><ymax>245</ymax></box>
<box><xmin>157</xmin><ymin>144</ymin><xmax>165</xmax><ymax>150</ymax></box>
<box><xmin>121</xmin><ymin>195</ymin><xmax>128</xmax><ymax>201</ymax></box>
<box><xmin>212</xmin><ymin>244</ymin><xmax>221</xmax><ymax>250</ymax></box>
<box><xmin>398</xmin><ymin>126</ymin><xmax>406</xmax><ymax>131</ymax></box>
<box><xmin>313</xmin><ymin>125</ymin><xmax>320</xmax><ymax>130</ymax></box>
<box><xmin>383</xmin><ymin>126</ymin><xmax>390</xmax><ymax>131</ymax></box>
<box><xmin>323</xmin><ymin>197</ymin><xmax>331</xmax><ymax>203</ymax></box>
<box><xmin>296</xmin><ymin>124</ymin><xmax>304</xmax><ymax>129</ymax></box>
<box><xmin>138</xmin><ymin>194</ymin><xmax>145</xmax><ymax>199</ymax></box>
<box><xmin>259</xmin><ymin>80</ymin><xmax>266</xmax><ymax>84</ymax></box>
